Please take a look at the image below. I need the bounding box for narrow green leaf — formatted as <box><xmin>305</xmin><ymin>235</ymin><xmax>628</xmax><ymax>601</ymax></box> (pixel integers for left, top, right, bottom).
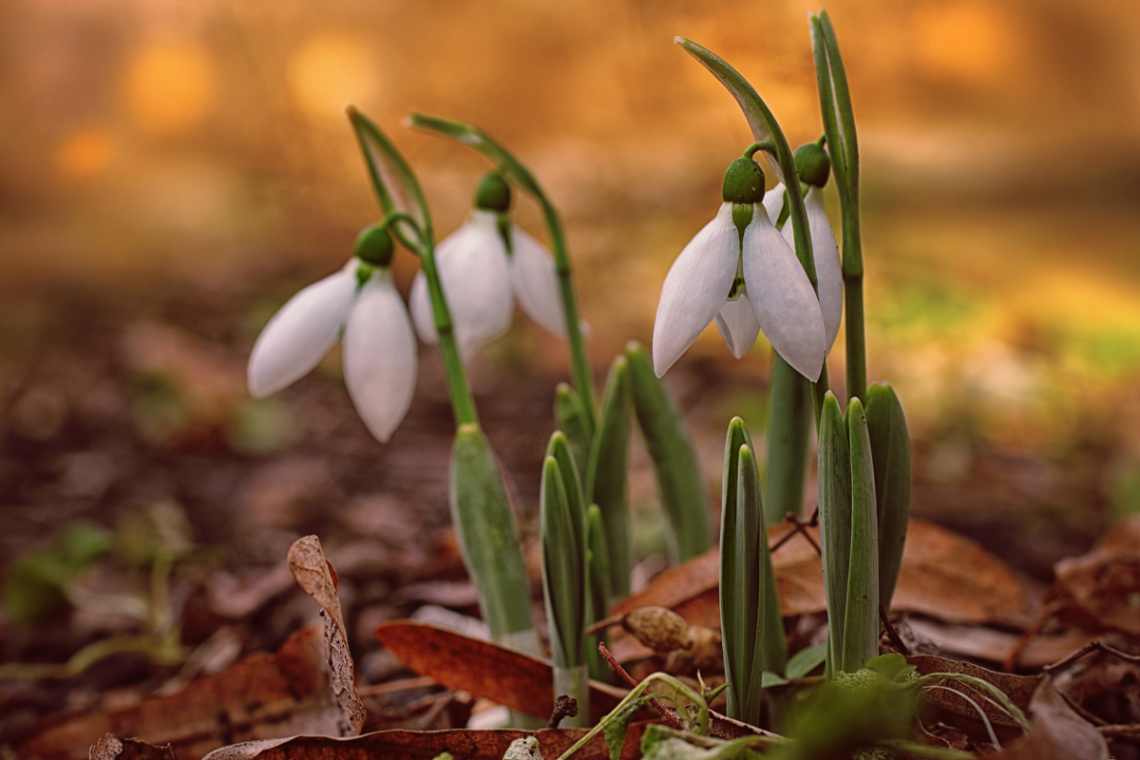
<box><xmin>842</xmin><ymin>398</ymin><xmax>879</xmax><ymax>673</ymax></box>
<box><xmin>554</xmin><ymin>383</ymin><xmax>593</xmax><ymax>476</ymax></box>
<box><xmin>347</xmin><ymin>107</ymin><xmax>433</xmax><ymax>246</ymax></box>
<box><xmin>540</xmin><ymin>454</ymin><xmax>585</xmax><ymax>669</ymax></box>
<box><xmin>719</xmin><ymin>417</ymin><xmax>756</xmax><ymax>722</ymax></box>
<box><xmin>586</xmin><ymin>355</ymin><xmax>633</xmax><ymax>599</ymax></box>
<box><xmin>408</xmin><ymin>113</ymin><xmax>545</xmax><ymax>200</ymax></box>
<box><xmin>811</xmin><ymin>11</ymin><xmax>859</xmax><ymax>198</ymax></box>
<box><xmin>585</xmin><ymin>505</ymin><xmax>611</xmax><ymax>683</ymax></box>
<box><xmin>865</xmin><ymin>382</ymin><xmax>911</xmax><ymax>611</ymax></box>
<box><xmin>450</xmin><ymin>424</ymin><xmax>535</xmax><ymax>645</ymax></box>
<box><xmin>547</xmin><ymin>431</ymin><xmax>587</xmax><ymax>552</ymax></box>
<box><xmin>736</xmin><ymin>442</ymin><xmax>767</xmax><ymax>725</ymax></box>
<box><xmin>763</xmin><ymin>353</ymin><xmax>812</xmax><ymax>523</ymax></box>
<box><xmin>817</xmin><ymin>392</ymin><xmax>850</xmax><ymax>672</ymax></box>
<box><xmin>625</xmin><ymin>342</ymin><xmax>711</xmax><ymax>562</ymax></box>
<box><xmin>785</xmin><ymin>642</ymin><xmax>828</xmax><ymax>680</ymax></box>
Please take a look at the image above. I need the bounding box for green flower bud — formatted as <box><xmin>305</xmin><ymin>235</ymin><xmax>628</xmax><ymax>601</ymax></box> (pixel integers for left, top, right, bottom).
<box><xmin>794</xmin><ymin>142</ymin><xmax>831</xmax><ymax>188</ymax></box>
<box><xmin>721</xmin><ymin>157</ymin><xmax>765</xmax><ymax>205</ymax></box>
<box><xmin>474</xmin><ymin>171</ymin><xmax>512</xmax><ymax>213</ymax></box>
<box><xmin>354</xmin><ymin>223</ymin><xmax>395</xmax><ymax>268</ymax></box>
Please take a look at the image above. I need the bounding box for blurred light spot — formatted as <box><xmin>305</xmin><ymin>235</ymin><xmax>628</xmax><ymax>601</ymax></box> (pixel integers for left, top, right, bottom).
<box><xmin>55</xmin><ymin>127</ymin><xmax>114</xmax><ymax>179</ymax></box>
<box><xmin>122</xmin><ymin>42</ymin><xmax>217</xmax><ymax>136</ymax></box>
<box><xmin>287</xmin><ymin>32</ymin><xmax>379</xmax><ymax>120</ymax></box>
<box><xmin>913</xmin><ymin>3</ymin><xmax>1015</xmax><ymax>85</ymax></box>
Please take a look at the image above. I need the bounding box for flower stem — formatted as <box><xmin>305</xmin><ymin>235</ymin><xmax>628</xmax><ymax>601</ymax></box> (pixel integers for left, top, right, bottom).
<box><xmin>348</xmin><ymin>108</ymin><xmax>479</xmax><ymax>427</ymax></box>
<box><xmin>407</xmin><ymin>113</ymin><xmax>597</xmax><ymax>423</ymax></box>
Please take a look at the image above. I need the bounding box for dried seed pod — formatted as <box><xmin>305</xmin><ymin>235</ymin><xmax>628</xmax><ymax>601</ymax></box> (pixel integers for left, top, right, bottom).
<box><xmin>621</xmin><ymin>606</ymin><xmax>691</xmax><ymax>653</ymax></box>
<box><xmin>666</xmin><ymin>625</ymin><xmax>724</xmax><ymax>674</ymax></box>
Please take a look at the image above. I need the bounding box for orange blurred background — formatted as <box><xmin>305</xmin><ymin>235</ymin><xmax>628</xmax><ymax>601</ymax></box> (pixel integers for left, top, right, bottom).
<box><xmin>2</xmin><ymin>0</ymin><xmax>1140</xmax><ymax>518</ymax></box>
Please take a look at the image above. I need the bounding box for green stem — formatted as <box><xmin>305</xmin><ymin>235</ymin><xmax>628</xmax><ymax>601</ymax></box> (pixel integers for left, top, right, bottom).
<box><xmin>764</xmin><ymin>353</ymin><xmax>810</xmax><ymax>523</ymax></box>
<box><xmin>347</xmin><ymin>108</ymin><xmax>479</xmax><ymax>427</ymax></box>
<box><xmin>844</xmin><ymin>272</ymin><xmax>867</xmax><ymax>403</ymax></box>
<box><xmin>407</xmin><ymin>113</ymin><xmax>597</xmax><ymax>422</ymax></box>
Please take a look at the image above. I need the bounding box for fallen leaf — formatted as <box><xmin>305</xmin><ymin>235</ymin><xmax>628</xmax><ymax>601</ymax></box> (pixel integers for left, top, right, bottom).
<box><xmin>988</xmin><ymin>678</ymin><xmax>1109</xmax><ymax>759</ymax></box>
<box><xmin>1048</xmin><ymin>515</ymin><xmax>1140</xmax><ymax>635</ymax></box>
<box><xmin>199</xmin><ymin>727</ymin><xmax>614</xmax><ymax>760</ymax></box>
<box><xmin>909</xmin><ymin>654</ymin><xmax>1039</xmax><ymax>742</ymax></box>
<box><xmin>19</xmin><ymin>626</ymin><xmax>339</xmax><ymax>760</ymax></box>
<box><xmin>287</xmin><ymin>535</ymin><xmax>366</xmax><ymax>736</ymax></box>
<box><xmin>89</xmin><ymin>734</ymin><xmax>177</xmax><ymax>760</ymax></box>
<box><xmin>374</xmin><ymin>621</ymin><xmax>629</xmax><ymax>723</ymax></box>
<box><xmin>906</xmin><ymin>619</ymin><xmax>1100</xmax><ymax>668</ymax></box>
<box><xmin>608</xmin><ymin>519</ymin><xmax>1032</xmax><ymax>660</ymax></box>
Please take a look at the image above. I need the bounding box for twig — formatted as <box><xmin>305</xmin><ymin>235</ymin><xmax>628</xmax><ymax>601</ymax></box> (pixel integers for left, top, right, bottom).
<box><xmin>1042</xmin><ymin>640</ymin><xmax>1140</xmax><ymax>676</ymax></box>
<box><xmin>1099</xmin><ymin>724</ymin><xmax>1140</xmax><ymax>737</ymax></box>
<box><xmin>769</xmin><ymin>509</ymin><xmax>821</xmax><ymax>556</ymax></box>
<box><xmin>879</xmin><ymin>606</ymin><xmax>910</xmax><ymax>656</ymax></box>
<box><xmin>598</xmin><ymin>641</ymin><xmax>684</xmax><ymax>729</ymax></box>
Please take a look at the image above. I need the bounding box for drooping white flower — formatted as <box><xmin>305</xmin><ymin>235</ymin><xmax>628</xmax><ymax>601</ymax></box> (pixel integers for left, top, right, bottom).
<box><xmin>409</xmin><ymin>172</ymin><xmax>566</xmax><ymax>361</ymax></box>
<box><xmin>764</xmin><ymin>181</ymin><xmax>843</xmax><ymax>352</ymax></box>
<box><xmin>652</xmin><ymin>156</ymin><xmax>827</xmax><ymax>381</ymax></box>
<box><xmin>247</xmin><ymin>226</ymin><xmax>417</xmax><ymax>443</ymax></box>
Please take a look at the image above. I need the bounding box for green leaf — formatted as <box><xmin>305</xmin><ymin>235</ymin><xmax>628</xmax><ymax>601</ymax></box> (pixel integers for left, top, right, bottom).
<box><xmin>763</xmin><ymin>353</ymin><xmax>812</xmax><ymax>524</ymax></box>
<box><xmin>625</xmin><ymin>342</ymin><xmax>711</xmax><ymax>563</ymax></box>
<box><xmin>554</xmin><ymin>383</ymin><xmax>593</xmax><ymax>476</ymax></box>
<box><xmin>540</xmin><ymin>453</ymin><xmax>586</xmax><ymax>669</ymax></box>
<box><xmin>604</xmin><ymin>696</ymin><xmax>649</xmax><ymax>760</ymax></box>
<box><xmin>865</xmin><ymin>382</ymin><xmax>911</xmax><ymax>611</ymax></box>
<box><xmin>809</xmin><ymin>11</ymin><xmax>859</xmax><ymax>204</ymax></box>
<box><xmin>409</xmin><ymin>113</ymin><xmax>545</xmax><ymax>200</ymax></box>
<box><xmin>718</xmin><ymin>418</ymin><xmax>767</xmax><ymax>725</ymax></box>
<box><xmin>585</xmin><ymin>505</ymin><xmax>612</xmax><ymax>683</ymax></box>
<box><xmin>842</xmin><ymin>398</ymin><xmax>879</xmax><ymax>673</ymax></box>
<box><xmin>785</xmin><ymin>642</ymin><xmax>828</xmax><ymax>680</ymax></box>
<box><xmin>347</xmin><ymin>107</ymin><xmax>433</xmax><ymax>246</ymax></box>
<box><xmin>586</xmin><ymin>355</ymin><xmax>633</xmax><ymax>599</ymax></box>
<box><xmin>450</xmin><ymin>424</ymin><xmax>535</xmax><ymax>645</ymax></box>
<box><xmin>817</xmin><ymin>392</ymin><xmax>850</xmax><ymax>672</ymax></box>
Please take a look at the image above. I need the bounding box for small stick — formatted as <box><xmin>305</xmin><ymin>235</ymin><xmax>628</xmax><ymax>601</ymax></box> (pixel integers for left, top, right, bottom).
<box><xmin>598</xmin><ymin>641</ymin><xmax>685</xmax><ymax>729</ymax></box>
<box><xmin>769</xmin><ymin>509</ymin><xmax>821</xmax><ymax>556</ymax></box>
<box><xmin>879</xmin><ymin>606</ymin><xmax>910</xmax><ymax>656</ymax></box>
<box><xmin>1042</xmin><ymin>640</ymin><xmax>1140</xmax><ymax>676</ymax></box>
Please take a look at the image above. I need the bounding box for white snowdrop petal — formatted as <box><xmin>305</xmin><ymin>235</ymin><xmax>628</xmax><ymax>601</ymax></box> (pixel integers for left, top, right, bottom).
<box><xmin>247</xmin><ymin>264</ymin><xmax>357</xmax><ymax>398</ymax></box>
<box><xmin>652</xmin><ymin>203</ymin><xmax>740</xmax><ymax>377</ymax></box>
<box><xmin>762</xmin><ymin>182</ymin><xmax>786</xmax><ymax>228</ymax></box>
<box><xmin>715</xmin><ymin>294</ymin><xmax>761</xmax><ymax>359</ymax></box>
<box><xmin>510</xmin><ymin>226</ymin><xmax>566</xmax><ymax>336</ymax></box>
<box><xmin>805</xmin><ymin>187</ymin><xmax>844</xmax><ymax>352</ymax></box>
<box><xmin>408</xmin><ymin>271</ymin><xmax>438</xmax><ymax>344</ymax></box>
<box><xmin>435</xmin><ymin>211</ymin><xmax>514</xmax><ymax>361</ymax></box>
<box><xmin>742</xmin><ymin>206</ymin><xmax>826</xmax><ymax>381</ymax></box>
<box><xmin>342</xmin><ymin>273</ymin><xmax>418</xmax><ymax>443</ymax></box>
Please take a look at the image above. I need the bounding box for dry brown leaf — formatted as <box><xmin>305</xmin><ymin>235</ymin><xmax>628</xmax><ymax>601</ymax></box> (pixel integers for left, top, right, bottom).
<box><xmin>988</xmin><ymin>678</ymin><xmax>1109</xmax><ymax>760</ymax></box>
<box><xmin>199</xmin><ymin>727</ymin><xmax>615</xmax><ymax>760</ymax></box>
<box><xmin>907</xmin><ymin>618</ymin><xmax>1100</xmax><ymax>668</ymax></box>
<box><xmin>287</xmin><ymin>535</ymin><xmax>366</xmax><ymax>737</ymax></box>
<box><xmin>608</xmin><ymin>519</ymin><xmax>1032</xmax><ymax>661</ymax></box>
<box><xmin>1048</xmin><ymin>515</ymin><xmax>1140</xmax><ymax>635</ymax></box>
<box><xmin>89</xmin><ymin>734</ymin><xmax>178</xmax><ymax>760</ymax></box>
<box><xmin>374</xmin><ymin>621</ymin><xmax>630</xmax><ymax>723</ymax></box>
<box><xmin>20</xmin><ymin>626</ymin><xmax>338</xmax><ymax>760</ymax></box>
<box><xmin>910</xmin><ymin>654</ymin><xmax>1039</xmax><ymax>741</ymax></box>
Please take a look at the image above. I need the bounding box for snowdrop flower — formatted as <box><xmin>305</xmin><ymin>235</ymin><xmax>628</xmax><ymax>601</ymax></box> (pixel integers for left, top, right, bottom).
<box><xmin>762</xmin><ymin>141</ymin><xmax>843</xmax><ymax>353</ymax></box>
<box><xmin>409</xmin><ymin>172</ymin><xmax>565</xmax><ymax>360</ymax></box>
<box><xmin>653</xmin><ymin>153</ymin><xmax>826</xmax><ymax>381</ymax></box>
<box><xmin>247</xmin><ymin>225</ymin><xmax>417</xmax><ymax>443</ymax></box>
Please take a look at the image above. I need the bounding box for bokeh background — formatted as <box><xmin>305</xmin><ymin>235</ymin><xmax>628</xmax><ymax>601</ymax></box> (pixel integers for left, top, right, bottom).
<box><xmin>3</xmin><ymin>0</ymin><xmax>1140</xmax><ymax>583</ymax></box>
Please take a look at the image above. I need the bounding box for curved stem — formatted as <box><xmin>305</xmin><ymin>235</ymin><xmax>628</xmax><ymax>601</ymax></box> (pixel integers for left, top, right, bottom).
<box><xmin>407</xmin><ymin>113</ymin><xmax>597</xmax><ymax>424</ymax></box>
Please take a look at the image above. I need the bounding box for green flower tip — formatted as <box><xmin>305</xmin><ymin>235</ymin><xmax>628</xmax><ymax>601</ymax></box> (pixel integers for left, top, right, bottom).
<box><xmin>474</xmin><ymin>172</ymin><xmax>512</xmax><ymax>212</ymax></box>
<box><xmin>794</xmin><ymin>142</ymin><xmax>831</xmax><ymax>188</ymax></box>
<box><xmin>354</xmin><ymin>223</ymin><xmax>395</xmax><ymax>268</ymax></box>
<box><xmin>722</xmin><ymin>157</ymin><xmax>766</xmax><ymax>204</ymax></box>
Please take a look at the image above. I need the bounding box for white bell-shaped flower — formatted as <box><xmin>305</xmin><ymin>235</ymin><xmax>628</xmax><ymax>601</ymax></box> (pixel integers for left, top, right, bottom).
<box><xmin>765</xmin><ymin>181</ymin><xmax>843</xmax><ymax>353</ymax></box>
<box><xmin>409</xmin><ymin>172</ymin><xmax>566</xmax><ymax>361</ymax></box>
<box><xmin>652</xmin><ymin>156</ymin><xmax>826</xmax><ymax>381</ymax></box>
<box><xmin>247</xmin><ymin>226</ymin><xmax>418</xmax><ymax>443</ymax></box>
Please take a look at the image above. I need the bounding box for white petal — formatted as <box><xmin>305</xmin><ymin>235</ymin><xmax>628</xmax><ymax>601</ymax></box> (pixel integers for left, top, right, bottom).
<box><xmin>762</xmin><ymin>182</ymin><xmax>786</xmax><ymax>227</ymax></box>
<box><xmin>652</xmin><ymin>203</ymin><xmax>740</xmax><ymax>377</ymax></box>
<box><xmin>247</xmin><ymin>262</ymin><xmax>357</xmax><ymax>398</ymax></box>
<box><xmin>342</xmin><ymin>272</ymin><xmax>418</xmax><ymax>443</ymax></box>
<box><xmin>715</xmin><ymin>294</ymin><xmax>761</xmax><ymax>358</ymax></box>
<box><xmin>435</xmin><ymin>211</ymin><xmax>514</xmax><ymax>361</ymax></box>
<box><xmin>510</xmin><ymin>226</ymin><xmax>566</xmax><ymax>335</ymax></box>
<box><xmin>408</xmin><ymin>270</ymin><xmax>438</xmax><ymax>344</ymax></box>
<box><xmin>742</xmin><ymin>205</ymin><xmax>826</xmax><ymax>381</ymax></box>
<box><xmin>805</xmin><ymin>187</ymin><xmax>843</xmax><ymax>352</ymax></box>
